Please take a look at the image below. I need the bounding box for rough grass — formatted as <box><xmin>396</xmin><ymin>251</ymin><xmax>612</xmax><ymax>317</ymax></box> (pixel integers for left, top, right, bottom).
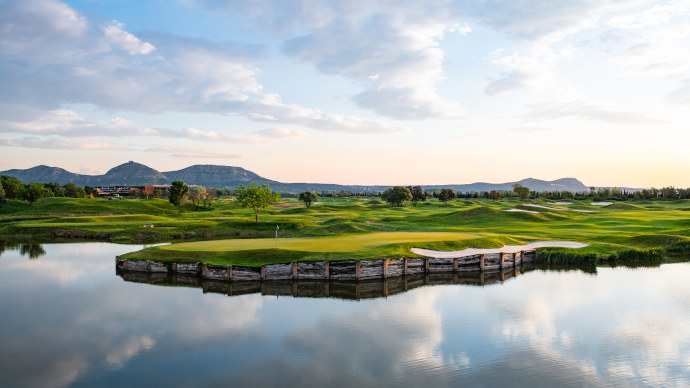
<box><xmin>3</xmin><ymin>196</ymin><xmax>690</xmax><ymax>265</ymax></box>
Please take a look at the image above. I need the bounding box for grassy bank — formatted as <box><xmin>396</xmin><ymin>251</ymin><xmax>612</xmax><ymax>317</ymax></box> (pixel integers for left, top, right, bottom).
<box><xmin>2</xmin><ymin>196</ymin><xmax>689</xmax><ymax>265</ymax></box>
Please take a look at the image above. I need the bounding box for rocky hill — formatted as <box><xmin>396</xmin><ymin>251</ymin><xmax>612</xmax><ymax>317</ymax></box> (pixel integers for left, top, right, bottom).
<box><xmin>0</xmin><ymin>162</ymin><xmax>591</xmax><ymax>193</ymax></box>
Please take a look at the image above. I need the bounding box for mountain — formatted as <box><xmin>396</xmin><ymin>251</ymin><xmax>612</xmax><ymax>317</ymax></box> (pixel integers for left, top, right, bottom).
<box><xmin>0</xmin><ymin>165</ymin><xmax>88</xmax><ymax>185</ymax></box>
<box><xmin>92</xmin><ymin>161</ymin><xmax>169</xmax><ymax>186</ymax></box>
<box><xmin>0</xmin><ymin>162</ymin><xmax>590</xmax><ymax>193</ymax></box>
<box><xmin>423</xmin><ymin>177</ymin><xmax>589</xmax><ymax>193</ymax></box>
<box><xmin>164</xmin><ymin>165</ymin><xmax>275</xmax><ymax>187</ymax></box>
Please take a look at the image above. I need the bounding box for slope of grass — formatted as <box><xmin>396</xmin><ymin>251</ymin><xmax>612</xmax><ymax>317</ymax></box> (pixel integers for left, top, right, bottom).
<box><xmin>2</xmin><ymin>196</ymin><xmax>690</xmax><ymax>265</ymax></box>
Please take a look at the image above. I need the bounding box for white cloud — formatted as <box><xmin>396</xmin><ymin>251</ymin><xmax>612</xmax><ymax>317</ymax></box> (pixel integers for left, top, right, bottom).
<box><xmin>102</xmin><ymin>22</ymin><xmax>155</xmax><ymax>55</ymax></box>
<box><xmin>254</xmin><ymin>128</ymin><xmax>307</xmax><ymax>139</ymax></box>
<box><xmin>0</xmin><ymin>1</ymin><xmax>405</xmax><ymax>135</ymax></box>
<box><xmin>523</xmin><ymin>100</ymin><xmax>664</xmax><ymax>125</ymax></box>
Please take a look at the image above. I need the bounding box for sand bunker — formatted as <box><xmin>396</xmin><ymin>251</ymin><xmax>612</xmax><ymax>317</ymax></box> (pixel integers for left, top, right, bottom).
<box><xmin>412</xmin><ymin>241</ymin><xmax>589</xmax><ymax>258</ymax></box>
<box><xmin>504</xmin><ymin>209</ymin><xmax>539</xmax><ymax>214</ymax></box>
<box><xmin>591</xmin><ymin>202</ymin><xmax>613</xmax><ymax>206</ymax></box>
<box><xmin>524</xmin><ymin>204</ymin><xmax>594</xmax><ymax>213</ymax></box>
<box><xmin>548</xmin><ymin>201</ymin><xmax>573</xmax><ymax>205</ymax></box>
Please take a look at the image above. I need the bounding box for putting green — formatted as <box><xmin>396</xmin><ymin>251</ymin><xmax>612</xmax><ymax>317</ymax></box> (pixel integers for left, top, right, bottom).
<box><xmin>159</xmin><ymin>232</ymin><xmax>480</xmax><ymax>253</ymax></box>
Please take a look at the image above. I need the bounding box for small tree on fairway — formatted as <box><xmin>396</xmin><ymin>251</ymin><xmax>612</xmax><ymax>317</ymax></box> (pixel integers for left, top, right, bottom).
<box><xmin>408</xmin><ymin>185</ymin><xmax>428</xmax><ymax>206</ymax></box>
<box><xmin>235</xmin><ymin>183</ymin><xmax>280</xmax><ymax>223</ymax></box>
<box><xmin>189</xmin><ymin>186</ymin><xmax>207</xmax><ymax>210</ymax></box>
<box><xmin>298</xmin><ymin>191</ymin><xmax>319</xmax><ymax>208</ymax></box>
<box><xmin>382</xmin><ymin>186</ymin><xmax>412</xmax><ymax>207</ymax></box>
<box><xmin>488</xmin><ymin>190</ymin><xmax>502</xmax><ymax>201</ymax></box>
<box><xmin>24</xmin><ymin>182</ymin><xmax>49</xmax><ymax>207</ymax></box>
<box><xmin>438</xmin><ymin>188</ymin><xmax>457</xmax><ymax>204</ymax></box>
<box><xmin>168</xmin><ymin>180</ymin><xmax>190</xmax><ymax>210</ymax></box>
<box><xmin>512</xmin><ymin>184</ymin><xmax>530</xmax><ymax>200</ymax></box>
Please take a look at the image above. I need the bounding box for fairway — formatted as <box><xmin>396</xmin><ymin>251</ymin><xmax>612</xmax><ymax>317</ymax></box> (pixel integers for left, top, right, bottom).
<box><xmin>158</xmin><ymin>232</ymin><xmax>480</xmax><ymax>253</ymax></box>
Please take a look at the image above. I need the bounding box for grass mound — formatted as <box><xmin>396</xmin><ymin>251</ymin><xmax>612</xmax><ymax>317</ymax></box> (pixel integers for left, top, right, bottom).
<box><xmin>606</xmin><ymin>203</ymin><xmax>640</xmax><ymax>210</ymax></box>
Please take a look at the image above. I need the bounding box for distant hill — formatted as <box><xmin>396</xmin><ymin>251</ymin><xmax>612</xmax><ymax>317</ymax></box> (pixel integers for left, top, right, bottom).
<box><xmin>423</xmin><ymin>177</ymin><xmax>589</xmax><ymax>193</ymax></box>
<box><xmin>0</xmin><ymin>161</ymin><xmax>590</xmax><ymax>193</ymax></box>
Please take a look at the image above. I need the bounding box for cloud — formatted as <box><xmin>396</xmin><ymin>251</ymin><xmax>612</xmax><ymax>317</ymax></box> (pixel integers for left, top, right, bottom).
<box><xmin>102</xmin><ymin>22</ymin><xmax>155</xmax><ymax>55</ymax></box>
<box><xmin>0</xmin><ymin>136</ymin><xmax>124</xmax><ymax>151</ymax></box>
<box><xmin>254</xmin><ymin>128</ymin><xmax>307</xmax><ymax>139</ymax></box>
<box><xmin>523</xmin><ymin>100</ymin><xmax>664</xmax><ymax>125</ymax></box>
<box><xmin>485</xmin><ymin>72</ymin><xmax>534</xmax><ymax>96</ymax></box>
<box><xmin>0</xmin><ymin>1</ymin><xmax>404</xmax><ymax>134</ymax></box>
<box><xmin>191</xmin><ymin>0</ymin><xmax>467</xmax><ymax>121</ymax></box>
<box><xmin>666</xmin><ymin>79</ymin><xmax>690</xmax><ymax>106</ymax></box>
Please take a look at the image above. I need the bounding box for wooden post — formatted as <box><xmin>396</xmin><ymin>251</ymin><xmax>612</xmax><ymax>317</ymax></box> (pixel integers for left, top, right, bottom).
<box><xmin>260</xmin><ymin>265</ymin><xmax>266</xmax><ymax>280</ymax></box>
<box><xmin>325</xmin><ymin>261</ymin><xmax>330</xmax><ymax>279</ymax></box>
<box><xmin>146</xmin><ymin>260</ymin><xmax>151</xmax><ymax>272</ymax></box>
<box><xmin>123</xmin><ymin>259</ymin><xmax>128</xmax><ymax>270</ymax></box>
<box><xmin>293</xmin><ymin>261</ymin><xmax>298</xmax><ymax>279</ymax></box>
<box><xmin>499</xmin><ymin>253</ymin><xmax>504</xmax><ymax>269</ymax></box>
<box><xmin>383</xmin><ymin>259</ymin><xmax>388</xmax><ymax>279</ymax></box>
<box><xmin>201</xmin><ymin>263</ymin><xmax>207</xmax><ymax>277</ymax></box>
<box><xmin>516</xmin><ymin>252</ymin><xmax>521</xmax><ymax>267</ymax></box>
<box><xmin>171</xmin><ymin>262</ymin><xmax>176</xmax><ymax>273</ymax></box>
<box><xmin>453</xmin><ymin>258</ymin><xmax>458</xmax><ymax>272</ymax></box>
<box><xmin>480</xmin><ymin>254</ymin><xmax>485</xmax><ymax>270</ymax></box>
<box><xmin>403</xmin><ymin>258</ymin><xmax>408</xmax><ymax>275</ymax></box>
<box><xmin>227</xmin><ymin>265</ymin><xmax>232</xmax><ymax>280</ymax></box>
<box><xmin>355</xmin><ymin>260</ymin><xmax>361</xmax><ymax>280</ymax></box>
<box><xmin>424</xmin><ymin>258</ymin><xmax>430</xmax><ymax>272</ymax></box>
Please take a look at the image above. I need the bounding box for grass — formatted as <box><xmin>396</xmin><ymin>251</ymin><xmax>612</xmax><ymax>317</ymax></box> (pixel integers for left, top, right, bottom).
<box><xmin>2</xmin><ymin>195</ymin><xmax>690</xmax><ymax>266</ymax></box>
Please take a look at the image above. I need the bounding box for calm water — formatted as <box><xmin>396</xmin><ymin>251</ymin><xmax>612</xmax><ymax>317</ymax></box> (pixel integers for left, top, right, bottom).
<box><xmin>1</xmin><ymin>243</ymin><xmax>689</xmax><ymax>388</ymax></box>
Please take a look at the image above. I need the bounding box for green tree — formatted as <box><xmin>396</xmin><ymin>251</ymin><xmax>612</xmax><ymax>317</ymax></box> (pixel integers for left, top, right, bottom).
<box><xmin>0</xmin><ymin>181</ymin><xmax>6</xmax><ymax>207</ymax></box>
<box><xmin>512</xmin><ymin>184</ymin><xmax>530</xmax><ymax>200</ymax></box>
<box><xmin>24</xmin><ymin>182</ymin><xmax>49</xmax><ymax>207</ymax></box>
<box><xmin>64</xmin><ymin>183</ymin><xmax>85</xmax><ymax>198</ymax></box>
<box><xmin>408</xmin><ymin>185</ymin><xmax>428</xmax><ymax>206</ymax></box>
<box><xmin>381</xmin><ymin>186</ymin><xmax>412</xmax><ymax>207</ymax></box>
<box><xmin>488</xmin><ymin>190</ymin><xmax>502</xmax><ymax>201</ymax></box>
<box><xmin>0</xmin><ymin>176</ymin><xmax>24</xmax><ymax>199</ymax></box>
<box><xmin>168</xmin><ymin>180</ymin><xmax>190</xmax><ymax>210</ymax></box>
<box><xmin>660</xmin><ymin>186</ymin><xmax>678</xmax><ymax>199</ymax></box>
<box><xmin>84</xmin><ymin>186</ymin><xmax>98</xmax><ymax>197</ymax></box>
<box><xmin>438</xmin><ymin>188</ymin><xmax>457</xmax><ymax>203</ymax></box>
<box><xmin>298</xmin><ymin>191</ymin><xmax>319</xmax><ymax>208</ymax></box>
<box><xmin>152</xmin><ymin>188</ymin><xmax>163</xmax><ymax>198</ymax></box>
<box><xmin>44</xmin><ymin>182</ymin><xmax>63</xmax><ymax>197</ymax></box>
<box><xmin>235</xmin><ymin>183</ymin><xmax>280</xmax><ymax>223</ymax></box>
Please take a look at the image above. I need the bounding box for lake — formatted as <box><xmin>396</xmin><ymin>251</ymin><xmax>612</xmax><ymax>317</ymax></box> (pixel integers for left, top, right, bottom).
<box><xmin>1</xmin><ymin>242</ymin><xmax>689</xmax><ymax>387</ymax></box>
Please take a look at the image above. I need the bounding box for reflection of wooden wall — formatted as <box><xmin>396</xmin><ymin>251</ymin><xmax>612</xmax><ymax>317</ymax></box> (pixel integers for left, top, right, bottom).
<box><xmin>119</xmin><ymin>264</ymin><xmax>534</xmax><ymax>301</ymax></box>
<box><xmin>116</xmin><ymin>250</ymin><xmax>536</xmax><ymax>282</ymax></box>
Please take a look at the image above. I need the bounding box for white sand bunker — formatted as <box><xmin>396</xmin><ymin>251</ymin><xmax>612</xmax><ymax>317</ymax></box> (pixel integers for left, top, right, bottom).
<box><xmin>524</xmin><ymin>204</ymin><xmax>594</xmax><ymax>213</ymax></box>
<box><xmin>591</xmin><ymin>202</ymin><xmax>613</xmax><ymax>206</ymax></box>
<box><xmin>412</xmin><ymin>241</ymin><xmax>589</xmax><ymax>258</ymax></box>
<box><xmin>548</xmin><ymin>201</ymin><xmax>572</xmax><ymax>205</ymax></box>
<box><xmin>504</xmin><ymin>209</ymin><xmax>539</xmax><ymax>214</ymax></box>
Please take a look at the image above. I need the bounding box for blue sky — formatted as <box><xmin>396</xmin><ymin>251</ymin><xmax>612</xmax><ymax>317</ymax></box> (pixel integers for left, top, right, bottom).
<box><xmin>1</xmin><ymin>0</ymin><xmax>689</xmax><ymax>187</ymax></box>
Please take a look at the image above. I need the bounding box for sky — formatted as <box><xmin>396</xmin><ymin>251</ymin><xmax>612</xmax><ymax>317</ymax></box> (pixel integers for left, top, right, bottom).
<box><xmin>1</xmin><ymin>0</ymin><xmax>689</xmax><ymax>188</ymax></box>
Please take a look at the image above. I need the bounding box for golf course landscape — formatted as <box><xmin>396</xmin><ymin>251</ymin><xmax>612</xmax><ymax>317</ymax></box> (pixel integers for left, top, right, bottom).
<box><xmin>2</xmin><ymin>195</ymin><xmax>689</xmax><ymax>267</ymax></box>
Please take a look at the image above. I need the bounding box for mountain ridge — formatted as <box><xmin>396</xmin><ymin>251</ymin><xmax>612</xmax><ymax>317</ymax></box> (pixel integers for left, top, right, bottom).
<box><xmin>1</xmin><ymin>161</ymin><xmax>591</xmax><ymax>193</ymax></box>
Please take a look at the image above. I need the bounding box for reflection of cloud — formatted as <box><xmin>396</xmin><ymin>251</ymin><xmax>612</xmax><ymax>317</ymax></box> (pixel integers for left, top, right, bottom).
<box><xmin>105</xmin><ymin>335</ymin><xmax>155</xmax><ymax>368</ymax></box>
<box><xmin>0</xmin><ymin>243</ymin><xmax>263</xmax><ymax>388</ymax></box>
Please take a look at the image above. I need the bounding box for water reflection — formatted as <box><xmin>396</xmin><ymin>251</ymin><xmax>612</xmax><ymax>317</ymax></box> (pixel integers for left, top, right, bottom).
<box><xmin>0</xmin><ymin>241</ymin><xmax>46</xmax><ymax>259</ymax></box>
<box><xmin>118</xmin><ymin>265</ymin><xmax>537</xmax><ymax>300</ymax></box>
<box><xmin>0</xmin><ymin>243</ymin><xmax>688</xmax><ymax>388</ymax></box>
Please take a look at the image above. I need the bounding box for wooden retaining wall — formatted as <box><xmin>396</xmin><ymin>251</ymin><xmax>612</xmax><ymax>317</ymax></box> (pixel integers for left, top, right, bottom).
<box><xmin>116</xmin><ymin>250</ymin><xmax>536</xmax><ymax>282</ymax></box>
